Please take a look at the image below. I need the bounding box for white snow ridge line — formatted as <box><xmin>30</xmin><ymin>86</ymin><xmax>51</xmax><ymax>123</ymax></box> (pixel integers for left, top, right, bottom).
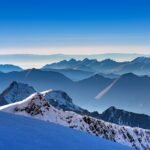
<box><xmin>0</xmin><ymin>91</ymin><xmax>149</xmax><ymax>150</ymax></box>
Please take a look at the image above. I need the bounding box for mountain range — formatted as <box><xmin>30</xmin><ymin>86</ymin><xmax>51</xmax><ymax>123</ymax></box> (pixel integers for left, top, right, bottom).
<box><xmin>42</xmin><ymin>57</ymin><xmax>150</xmax><ymax>76</ymax></box>
<box><xmin>2</xmin><ymin>56</ymin><xmax>150</xmax><ymax>79</ymax></box>
<box><xmin>0</xmin><ymin>53</ymin><xmax>143</xmax><ymax>68</ymax></box>
<box><xmin>0</xmin><ymin>69</ymin><xmax>150</xmax><ymax>114</ymax></box>
<box><xmin>2</xmin><ymin>56</ymin><xmax>150</xmax><ymax>76</ymax></box>
<box><xmin>0</xmin><ymin>81</ymin><xmax>150</xmax><ymax>130</ymax></box>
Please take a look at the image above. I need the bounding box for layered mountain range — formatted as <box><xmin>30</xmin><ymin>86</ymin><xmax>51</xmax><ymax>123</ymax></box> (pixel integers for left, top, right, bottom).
<box><xmin>43</xmin><ymin>57</ymin><xmax>150</xmax><ymax>76</ymax></box>
<box><xmin>0</xmin><ymin>69</ymin><xmax>150</xmax><ymax>114</ymax></box>
<box><xmin>0</xmin><ymin>56</ymin><xmax>150</xmax><ymax>150</ymax></box>
<box><xmin>0</xmin><ymin>82</ymin><xmax>150</xmax><ymax>130</ymax></box>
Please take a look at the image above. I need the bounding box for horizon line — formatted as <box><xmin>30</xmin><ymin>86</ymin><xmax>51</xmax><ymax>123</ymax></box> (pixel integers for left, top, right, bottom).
<box><xmin>0</xmin><ymin>52</ymin><xmax>148</xmax><ymax>56</ymax></box>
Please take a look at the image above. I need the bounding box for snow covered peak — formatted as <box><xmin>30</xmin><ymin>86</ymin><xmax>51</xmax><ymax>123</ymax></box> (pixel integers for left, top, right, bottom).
<box><xmin>0</xmin><ymin>81</ymin><xmax>36</xmax><ymax>105</ymax></box>
<box><xmin>41</xmin><ymin>89</ymin><xmax>82</xmax><ymax>112</ymax></box>
<box><xmin>0</xmin><ymin>81</ymin><xmax>83</xmax><ymax>113</ymax></box>
<box><xmin>0</xmin><ymin>92</ymin><xmax>149</xmax><ymax>150</ymax></box>
<box><xmin>100</xmin><ymin>59</ymin><xmax>117</xmax><ymax>64</ymax></box>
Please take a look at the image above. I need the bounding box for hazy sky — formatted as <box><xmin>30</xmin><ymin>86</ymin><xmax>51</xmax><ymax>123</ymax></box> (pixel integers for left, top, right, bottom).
<box><xmin>0</xmin><ymin>0</ymin><xmax>150</xmax><ymax>54</ymax></box>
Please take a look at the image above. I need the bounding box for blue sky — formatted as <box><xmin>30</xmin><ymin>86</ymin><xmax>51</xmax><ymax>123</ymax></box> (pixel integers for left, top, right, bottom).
<box><xmin>0</xmin><ymin>0</ymin><xmax>150</xmax><ymax>54</ymax></box>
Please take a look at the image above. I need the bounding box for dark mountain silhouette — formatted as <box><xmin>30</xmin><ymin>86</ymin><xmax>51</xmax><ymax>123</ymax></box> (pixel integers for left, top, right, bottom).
<box><xmin>100</xmin><ymin>106</ymin><xmax>150</xmax><ymax>130</ymax></box>
<box><xmin>43</xmin><ymin>57</ymin><xmax>150</xmax><ymax>76</ymax></box>
<box><xmin>42</xmin><ymin>58</ymin><xmax>127</xmax><ymax>73</ymax></box>
<box><xmin>0</xmin><ymin>81</ymin><xmax>35</xmax><ymax>105</ymax></box>
<box><xmin>0</xmin><ymin>64</ymin><xmax>23</xmax><ymax>73</ymax></box>
<box><xmin>0</xmin><ymin>69</ymin><xmax>73</xmax><ymax>92</ymax></box>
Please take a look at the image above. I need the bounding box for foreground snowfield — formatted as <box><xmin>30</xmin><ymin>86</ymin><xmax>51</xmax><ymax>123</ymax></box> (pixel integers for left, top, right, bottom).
<box><xmin>0</xmin><ymin>111</ymin><xmax>132</xmax><ymax>150</ymax></box>
<box><xmin>0</xmin><ymin>92</ymin><xmax>149</xmax><ymax>150</ymax></box>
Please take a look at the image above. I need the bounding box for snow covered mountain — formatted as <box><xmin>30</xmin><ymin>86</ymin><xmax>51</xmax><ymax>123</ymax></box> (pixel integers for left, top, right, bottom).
<box><xmin>0</xmin><ymin>82</ymin><xmax>84</xmax><ymax>113</ymax></box>
<box><xmin>1</xmin><ymin>82</ymin><xmax>150</xmax><ymax>131</ymax></box>
<box><xmin>0</xmin><ymin>92</ymin><xmax>149</xmax><ymax>150</ymax></box>
<box><xmin>0</xmin><ymin>111</ymin><xmax>132</xmax><ymax>150</ymax></box>
<box><xmin>41</xmin><ymin>90</ymin><xmax>84</xmax><ymax>113</ymax></box>
<box><xmin>0</xmin><ymin>81</ymin><xmax>36</xmax><ymax>105</ymax></box>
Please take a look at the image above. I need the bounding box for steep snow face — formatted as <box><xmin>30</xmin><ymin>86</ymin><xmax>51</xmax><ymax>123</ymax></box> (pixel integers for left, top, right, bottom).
<box><xmin>0</xmin><ymin>82</ymin><xmax>86</xmax><ymax>114</ymax></box>
<box><xmin>0</xmin><ymin>81</ymin><xmax>36</xmax><ymax>105</ymax></box>
<box><xmin>0</xmin><ymin>93</ymin><xmax>149</xmax><ymax>150</ymax></box>
<box><xmin>0</xmin><ymin>111</ymin><xmax>132</xmax><ymax>150</ymax></box>
<box><xmin>41</xmin><ymin>90</ymin><xmax>83</xmax><ymax>112</ymax></box>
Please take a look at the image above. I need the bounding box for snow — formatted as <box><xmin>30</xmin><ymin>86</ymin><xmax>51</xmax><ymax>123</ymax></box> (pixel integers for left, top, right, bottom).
<box><xmin>0</xmin><ymin>111</ymin><xmax>132</xmax><ymax>150</ymax></box>
<box><xmin>0</xmin><ymin>92</ymin><xmax>149</xmax><ymax>150</ymax></box>
<box><xmin>41</xmin><ymin>89</ymin><xmax>82</xmax><ymax>111</ymax></box>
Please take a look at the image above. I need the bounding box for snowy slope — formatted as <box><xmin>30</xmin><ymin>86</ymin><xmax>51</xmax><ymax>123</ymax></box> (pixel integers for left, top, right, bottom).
<box><xmin>0</xmin><ymin>93</ymin><xmax>149</xmax><ymax>150</ymax></box>
<box><xmin>41</xmin><ymin>90</ymin><xmax>83</xmax><ymax>112</ymax></box>
<box><xmin>0</xmin><ymin>82</ymin><xmax>92</xmax><ymax>117</ymax></box>
<box><xmin>0</xmin><ymin>111</ymin><xmax>132</xmax><ymax>150</ymax></box>
<box><xmin>0</xmin><ymin>81</ymin><xmax>35</xmax><ymax>105</ymax></box>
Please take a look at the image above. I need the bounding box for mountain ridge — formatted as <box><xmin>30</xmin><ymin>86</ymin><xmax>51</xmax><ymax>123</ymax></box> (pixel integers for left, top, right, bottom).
<box><xmin>0</xmin><ymin>92</ymin><xmax>149</xmax><ymax>150</ymax></box>
<box><xmin>1</xmin><ymin>81</ymin><xmax>149</xmax><ymax>130</ymax></box>
<box><xmin>0</xmin><ymin>111</ymin><xmax>133</xmax><ymax>150</ymax></box>
<box><xmin>42</xmin><ymin>57</ymin><xmax>150</xmax><ymax>76</ymax></box>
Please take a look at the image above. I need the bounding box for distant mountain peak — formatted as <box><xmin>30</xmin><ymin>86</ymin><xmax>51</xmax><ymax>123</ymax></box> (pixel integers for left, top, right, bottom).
<box><xmin>83</xmin><ymin>58</ymin><xmax>97</xmax><ymax>62</ymax></box>
<box><xmin>0</xmin><ymin>81</ymin><xmax>36</xmax><ymax>105</ymax></box>
<box><xmin>60</xmin><ymin>60</ymin><xmax>68</xmax><ymax>63</ymax></box>
<box><xmin>101</xmin><ymin>59</ymin><xmax>116</xmax><ymax>63</ymax></box>
<box><xmin>41</xmin><ymin>89</ymin><xmax>82</xmax><ymax>112</ymax></box>
<box><xmin>121</xmin><ymin>72</ymin><xmax>138</xmax><ymax>78</ymax></box>
<box><xmin>69</xmin><ymin>58</ymin><xmax>77</xmax><ymax>62</ymax></box>
<box><xmin>101</xmin><ymin>106</ymin><xmax>150</xmax><ymax>130</ymax></box>
<box><xmin>106</xmin><ymin>106</ymin><xmax>117</xmax><ymax>111</ymax></box>
<box><xmin>132</xmin><ymin>57</ymin><xmax>150</xmax><ymax>63</ymax></box>
<box><xmin>0</xmin><ymin>64</ymin><xmax>23</xmax><ymax>73</ymax></box>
